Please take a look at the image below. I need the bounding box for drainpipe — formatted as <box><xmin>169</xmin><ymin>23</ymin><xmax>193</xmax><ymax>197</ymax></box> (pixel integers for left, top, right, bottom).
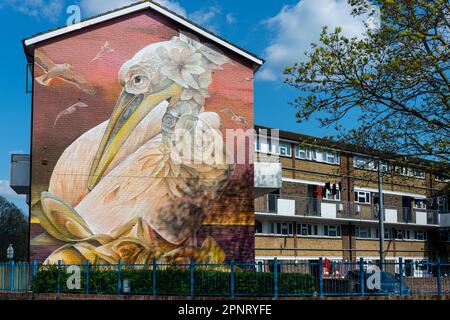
<box><xmin>378</xmin><ymin>161</ymin><xmax>385</xmax><ymax>271</ymax></box>
<box><xmin>347</xmin><ymin>153</ymin><xmax>352</xmax><ymax>261</ymax></box>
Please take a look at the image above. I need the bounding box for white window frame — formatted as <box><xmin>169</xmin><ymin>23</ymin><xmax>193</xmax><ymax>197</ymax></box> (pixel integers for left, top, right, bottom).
<box><xmin>394</xmin><ymin>229</ymin><xmax>404</xmax><ymax>240</ymax></box>
<box><xmin>278</xmin><ymin>141</ymin><xmax>292</xmax><ymax>157</ymax></box>
<box><xmin>276</xmin><ymin>222</ymin><xmax>294</xmax><ymax>236</ymax></box>
<box><xmin>355</xmin><ymin>191</ymin><xmax>371</xmax><ymax>204</ymax></box>
<box><xmin>325</xmin><ymin>151</ymin><xmax>340</xmax><ymax>165</ymax></box>
<box><xmin>324</xmin><ymin>225</ymin><xmax>341</xmax><ymax>237</ymax></box>
<box><xmin>324</xmin><ymin>188</ymin><xmax>340</xmax><ymax>201</ymax></box>
<box><xmin>414</xmin><ymin>230</ymin><xmax>427</xmax><ymax>241</ymax></box>
<box><xmin>295</xmin><ymin>145</ymin><xmax>312</xmax><ymax>160</ymax></box>
<box><xmin>413</xmin><ymin>199</ymin><xmax>426</xmax><ymax>210</ymax></box>
<box><xmin>356</xmin><ymin>227</ymin><xmax>373</xmax><ymax>239</ymax></box>
<box><xmin>297</xmin><ymin>223</ymin><xmax>310</xmax><ymax>236</ymax></box>
<box><xmin>435</xmin><ymin>174</ymin><xmax>450</xmax><ymax>182</ymax></box>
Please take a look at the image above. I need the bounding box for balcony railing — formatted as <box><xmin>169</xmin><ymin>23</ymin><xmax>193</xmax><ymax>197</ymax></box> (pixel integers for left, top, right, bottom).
<box><xmin>255</xmin><ymin>195</ymin><xmax>439</xmax><ymax>225</ymax></box>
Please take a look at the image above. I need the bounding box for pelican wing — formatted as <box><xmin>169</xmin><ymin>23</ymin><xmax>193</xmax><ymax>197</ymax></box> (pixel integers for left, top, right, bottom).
<box><xmin>35</xmin><ymin>50</ymin><xmax>55</xmax><ymax>72</ymax></box>
<box><xmin>59</xmin><ymin>69</ymin><xmax>96</xmax><ymax>95</ymax></box>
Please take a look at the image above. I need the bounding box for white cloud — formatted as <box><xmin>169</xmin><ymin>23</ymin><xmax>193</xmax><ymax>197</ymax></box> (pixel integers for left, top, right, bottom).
<box><xmin>225</xmin><ymin>13</ymin><xmax>236</xmax><ymax>25</ymax></box>
<box><xmin>156</xmin><ymin>0</ymin><xmax>186</xmax><ymax>17</ymax></box>
<box><xmin>189</xmin><ymin>5</ymin><xmax>221</xmax><ymax>32</ymax></box>
<box><xmin>2</xmin><ymin>0</ymin><xmax>64</xmax><ymax>22</ymax></box>
<box><xmin>80</xmin><ymin>0</ymin><xmax>187</xmax><ymax>17</ymax></box>
<box><xmin>258</xmin><ymin>0</ymin><xmax>368</xmax><ymax>81</ymax></box>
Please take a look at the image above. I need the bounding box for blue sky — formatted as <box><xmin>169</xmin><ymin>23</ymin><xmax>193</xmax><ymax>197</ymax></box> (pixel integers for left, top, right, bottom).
<box><xmin>0</xmin><ymin>0</ymin><xmax>368</xmax><ymax>212</ymax></box>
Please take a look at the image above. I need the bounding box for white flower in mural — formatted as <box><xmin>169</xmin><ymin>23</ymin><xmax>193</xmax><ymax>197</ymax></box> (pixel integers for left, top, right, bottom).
<box><xmin>180</xmin><ymin>70</ymin><xmax>212</xmax><ymax>105</ymax></box>
<box><xmin>160</xmin><ymin>47</ymin><xmax>205</xmax><ymax>89</ymax></box>
<box><xmin>181</xmin><ymin>88</ymin><xmax>210</xmax><ymax>105</ymax></box>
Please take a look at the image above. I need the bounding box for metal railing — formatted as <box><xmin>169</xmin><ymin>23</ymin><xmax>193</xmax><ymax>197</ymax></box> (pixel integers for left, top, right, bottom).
<box><xmin>256</xmin><ymin>195</ymin><xmax>439</xmax><ymax>224</ymax></box>
<box><xmin>1</xmin><ymin>258</ymin><xmax>449</xmax><ymax>297</ymax></box>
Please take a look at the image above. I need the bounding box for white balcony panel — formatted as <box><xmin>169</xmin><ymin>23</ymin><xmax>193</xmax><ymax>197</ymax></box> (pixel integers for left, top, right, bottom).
<box><xmin>277</xmin><ymin>199</ymin><xmax>295</xmax><ymax>216</ymax></box>
<box><xmin>439</xmin><ymin>213</ymin><xmax>450</xmax><ymax>227</ymax></box>
<box><xmin>416</xmin><ymin>211</ymin><xmax>427</xmax><ymax>225</ymax></box>
<box><xmin>385</xmin><ymin>209</ymin><xmax>397</xmax><ymax>223</ymax></box>
<box><xmin>321</xmin><ymin>202</ymin><xmax>337</xmax><ymax>219</ymax></box>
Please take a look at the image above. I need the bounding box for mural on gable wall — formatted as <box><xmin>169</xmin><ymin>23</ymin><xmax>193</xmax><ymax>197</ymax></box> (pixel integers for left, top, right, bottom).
<box><xmin>30</xmin><ymin>12</ymin><xmax>255</xmax><ymax>265</ymax></box>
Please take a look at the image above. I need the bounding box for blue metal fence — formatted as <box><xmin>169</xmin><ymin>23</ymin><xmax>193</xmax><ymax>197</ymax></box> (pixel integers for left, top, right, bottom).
<box><xmin>0</xmin><ymin>258</ymin><xmax>449</xmax><ymax>297</ymax></box>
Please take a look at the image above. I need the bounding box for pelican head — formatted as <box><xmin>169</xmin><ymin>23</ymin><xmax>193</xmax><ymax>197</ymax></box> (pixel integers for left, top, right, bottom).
<box><xmin>87</xmin><ymin>32</ymin><xmax>230</xmax><ymax>190</ymax></box>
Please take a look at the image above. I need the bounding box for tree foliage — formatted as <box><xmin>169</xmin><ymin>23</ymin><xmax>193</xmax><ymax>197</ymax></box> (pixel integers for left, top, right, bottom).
<box><xmin>0</xmin><ymin>196</ymin><xmax>28</xmax><ymax>261</ymax></box>
<box><xmin>284</xmin><ymin>0</ymin><xmax>450</xmax><ymax>175</ymax></box>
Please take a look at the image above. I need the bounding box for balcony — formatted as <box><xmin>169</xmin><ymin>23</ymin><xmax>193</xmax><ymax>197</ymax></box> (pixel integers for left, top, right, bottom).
<box><xmin>255</xmin><ymin>195</ymin><xmax>439</xmax><ymax>225</ymax></box>
<box><xmin>10</xmin><ymin>154</ymin><xmax>30</xmax><ymax>195</ymax></box>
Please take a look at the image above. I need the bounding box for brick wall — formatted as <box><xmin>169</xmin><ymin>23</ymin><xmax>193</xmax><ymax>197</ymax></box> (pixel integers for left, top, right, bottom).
<box><xmin>30</xmin><ymin>10</ymin><xmax>256</xmax><ymax>263</ymax></box>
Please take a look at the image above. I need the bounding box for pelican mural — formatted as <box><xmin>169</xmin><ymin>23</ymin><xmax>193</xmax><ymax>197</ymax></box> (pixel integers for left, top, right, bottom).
<box><xmin>31</xmin><ymin>31</ymin><xmax>242</xmax><ymax>265</ymax></box>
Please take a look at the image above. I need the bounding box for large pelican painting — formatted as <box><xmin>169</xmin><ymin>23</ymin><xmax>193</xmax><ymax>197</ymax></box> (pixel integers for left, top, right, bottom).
<box><xmin>30</xmin><ymin>12</ymin><xmax>255</xmax><ymax>264</ymax></box>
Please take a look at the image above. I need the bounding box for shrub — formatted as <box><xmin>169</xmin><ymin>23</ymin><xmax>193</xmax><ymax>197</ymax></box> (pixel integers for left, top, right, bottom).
<box><xmin>32</xmin><ymin>265</ymin><xmax>316</xmax><ymax>296</ymax></box>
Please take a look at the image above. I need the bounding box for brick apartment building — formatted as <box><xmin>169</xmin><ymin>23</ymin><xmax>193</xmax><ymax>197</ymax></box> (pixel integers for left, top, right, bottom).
<box><xmin>7</xmin><ymin>1</ymin><xmax>449</xmax><ymax>271</ymax></box>
<box><xmin>254</xmin><ymin>125</ymin><xmax>450</xmax><ymax>276</ymax></box>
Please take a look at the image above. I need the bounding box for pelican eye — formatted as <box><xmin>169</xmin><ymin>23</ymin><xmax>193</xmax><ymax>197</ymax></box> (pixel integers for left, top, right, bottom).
<box><xmin>126</xmin><ymin>73</ymin><xmax>150</xmax><ymax>95</ymax></box>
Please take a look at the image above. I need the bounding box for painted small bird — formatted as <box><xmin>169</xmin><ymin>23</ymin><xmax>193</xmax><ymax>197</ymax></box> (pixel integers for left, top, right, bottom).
<box><xmin>222</xmin><ymin>108</ymin><xmax>251</xmax><ymax>128</ymax></box>
<box><xmin>91</xmin><ymin>41</ymin><xmax>115</xmax><ymax>62</ymax></box>
<box><xmin>35</xmin><ymin>50</ymin><xmax>96</xmax><ymax>95</ymax></box>
<box><xmin>53</xmin><ymin>102</ymin><xmax>89</xmax><ymax>127</ymax></box>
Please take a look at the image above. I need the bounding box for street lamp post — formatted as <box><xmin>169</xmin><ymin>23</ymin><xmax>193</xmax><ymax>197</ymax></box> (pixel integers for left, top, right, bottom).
<box><xmin>7</xmin><ymin>244</ymin><xmax>14</xmax><ymax>262</ymax></box>
<box><xmin>377</xmin><ymin>162</ymin><xmax>385</xmax><ymax>271</ymax></box>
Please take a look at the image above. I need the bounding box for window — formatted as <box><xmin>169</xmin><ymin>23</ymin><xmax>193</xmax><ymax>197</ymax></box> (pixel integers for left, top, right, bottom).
<box><xmin>324</xmin><ymin>188</ymin><xmax>340</xmax><ymax>201</ymax></box>
<box><xmin>394</xmin><ymin>229</ymin><xmax>404</xmax><ymax>240</ymax></box>
<box><xmin>355</xmin><ymin>191</ymin><xmax>371</xmax><ymax>204</ymax></box>
<box><xmin>412</xmin><ymin>169</ymin><xmax>425</xmax><ymax>179</ymax></box>
<box><xmin>356</xmin><ymin>227</ymin><xmax>373</xmax><ymax>239</ymax></box>
<box><xmin>256</xmin><ymin>220</ymin><xmax>263</xmax><ymax>234</ymax></box>
<box><xmin>297</xmin><ymin>223</ymin><xmax>310</xmax><ymax>236</ymax></box>
<box><xmin>353</xmin><ymin>155</ymin><xmax>371</xmax><ymax>169</ymax></box>
<box><xmin>255</xmin><ymin>134</ymin><xmax>260</xmax><ymax>151</ymax></box>
<box><xmin>353</xmin><ymin>155</ymin><xmax>389</xmax><ymax>172</ymax></box>
<box><xmin>296</xmin><ymin>223</ymin><xmax>318</xmax><ymax>236</ymax></box>
<box><xmin>268</xmin><ymin>137</ymin><xmax>273</xmax><ymax>153</ymax></box>
<box><xmin>324</xmin><ymin>225</ymin><xmax>341</xmax><ymax>237</ymax></box>
<box><xmin>276</xmin><ymin>222</ymin><xmax>293</xmax><ymax>235</ymax></box>
<box><xmin>413</xmin><ymin>199</ymin><xmax>426</xmax><ymax>209</ymax></box>
<box><xmin>278</xmin><ymin>142</ymin><xmax>292</xmax><ymax>156</ymax></box>
<box><xmin>295</xmin><ymin>145</ymin><xmax>339</xmax><ymax>164</ymax></box>
<box><xmin>404</xmin><ymin>230</ymin><xmax>411</xmax><ymax>240</ymax></box>
<box><xmin>414</xmin><ymin>230</ymin><xmax>427</xmax><ymax>241</ymax></box>
<box><xmin>325</xmin><ymin>151</ymin><xmax>340</xmax><ymax>164</ymax></box>
<box><xmin>295</xmin><ymin>145</ymin><xmax>312</xmax><ymax>160</ymax></box>
<box><xmin>437</xmin><ymin>196</ymin><xmax>448</xmax><ymax>213</ymax></box>
<box><xmin>384</xmin><ymin>228</ymin><xmax>391</xmax><ymax>239</ymax></box>
<box><xmin>395</xmin><ymin>166</ymin><xmax>425</xmax><ymax>179</ymax></box>
<box><xmin>379</xmin><ymin>163</ymin><xmax>389</xmax><ymax>173</ymax></box>
<box><xmin>436</xmin><ymin>174</ymin><xmax>450</xmax><ymax>182</ymax></box>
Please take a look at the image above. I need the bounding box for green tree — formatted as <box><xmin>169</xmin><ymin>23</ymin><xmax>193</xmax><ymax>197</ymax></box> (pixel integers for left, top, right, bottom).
<box><xmin>284</xmin><ymin>0</ymin><xmax>450</xmax><ymax>175</ymax></box>
<box><xmin>0</xmin><ymin>196</ymin><xmax>29</xmax><ymax>261</ymax></box>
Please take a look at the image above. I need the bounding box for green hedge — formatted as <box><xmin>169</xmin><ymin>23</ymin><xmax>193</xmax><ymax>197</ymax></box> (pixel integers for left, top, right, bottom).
<box><xmin>33</xmin><ymin>266</ymin><xmax>316</xmax><ymax>296</ymax></box>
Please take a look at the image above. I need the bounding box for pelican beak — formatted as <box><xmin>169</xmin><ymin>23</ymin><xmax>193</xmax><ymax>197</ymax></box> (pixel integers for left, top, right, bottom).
<box><xmin>87</xmin><ymin>83</ymin><xmax>182</xmax><ymax>190</ymax></box>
